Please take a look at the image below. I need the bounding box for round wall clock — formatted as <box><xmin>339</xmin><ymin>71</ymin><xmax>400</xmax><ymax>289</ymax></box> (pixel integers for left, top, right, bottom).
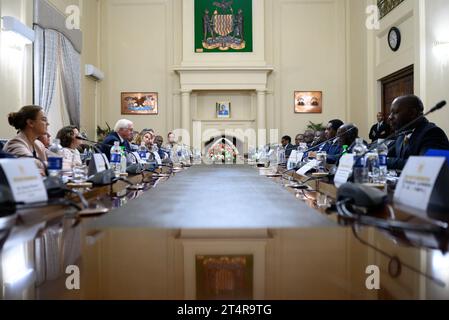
<box><xmin>388</xmin><ymin>27</ymin><xmax>401</xmax><ymax>52</ymax></box>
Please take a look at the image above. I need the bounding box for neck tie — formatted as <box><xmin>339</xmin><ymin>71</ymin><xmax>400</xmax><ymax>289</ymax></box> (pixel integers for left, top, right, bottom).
<box><xmin>400</xmin><ymin>135</ymin><xmax>410</xmax><ymax>158</ymax></box>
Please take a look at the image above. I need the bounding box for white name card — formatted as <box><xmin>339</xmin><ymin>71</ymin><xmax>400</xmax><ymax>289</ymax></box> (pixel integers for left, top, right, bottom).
<box><xmin>394</xmin><ymin>156</ymin><xmax>445</xmax><ymax>210</ymax></box>
<box><xmin>0</xmin><ymin>159</ymin><xmax>48</xmax><ymax>204</ymax></box>
<box><xmin>93</xmin><ymin>154</ymin><xmax>108</xmax><ymax>173</ymax></box>
<box><xmin>287</xmin><ymin>151</ymin><xmax>304</xmax><ymax>170</ymax></box>
<box><xmin>334</xmin><ymin>154</ymin><xmax>354</xmax><ymax>188</ymax></box>
<box><xmin>296</xmin><ymin>160</ymin><xmax>318</xmax><ymax>176</ymax></box>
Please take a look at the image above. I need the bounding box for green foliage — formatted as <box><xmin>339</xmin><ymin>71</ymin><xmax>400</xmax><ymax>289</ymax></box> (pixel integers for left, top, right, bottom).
<box><xmin>96</xmin><ymin>122</ymin><xmax>112</xmax><ymax>142</ymax></box>
<box><xmin>306</xmin><ymin>121</ymin><xmax>325</xmax><ymax>132</ymax></box>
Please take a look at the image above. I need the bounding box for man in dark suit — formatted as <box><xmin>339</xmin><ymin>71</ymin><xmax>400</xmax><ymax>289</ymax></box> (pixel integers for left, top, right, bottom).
<box><xmin>101</xmin><ymin>119</ymin><xmax>134</xmax><ymax>160</ymax></box>
<box><xmin>281</xmin><ymin>135</ymin><xmax>296</xmax><ymax>159</ymax></box>
<box><xmin>387</xmin><ymin>95</ymin><xmax>449</xmax><ymax>170</ymax></box>
<box><xmin>313</xmin><ymin>119</ymin><xmax>344</xmax><ymax>164</ymax></box>
<box><xmin>369</xmin><ymin>112</ymin><xmax>391</xmax><ymax>142</ymax></box>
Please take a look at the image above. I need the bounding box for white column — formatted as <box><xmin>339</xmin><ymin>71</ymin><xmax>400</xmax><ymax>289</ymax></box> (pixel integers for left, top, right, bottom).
<box><xmin>257</xmin><ymin>90</ymin><xmax>267</xmax><ymax>147</ymax></box>
<box><xmin>181</xmin><ymin>90</ymin><xmax>191</xmax><ymax>144</ymax></box>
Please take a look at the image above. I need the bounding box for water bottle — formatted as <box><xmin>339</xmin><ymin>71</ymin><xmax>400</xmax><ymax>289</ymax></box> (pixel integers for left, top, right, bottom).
<box><xmin>353</xmin><ymin>138</ymin><xmax>369</xmax><ymax>184</ymax></box>
<box><xmin>377</xmin><ymin>139</ymin><xmax>388</xmax><ymax>183</ymax></box>
<box><xmin>278</xmin><ymin>146</ymin><xmax>286</xmax><ymax>165</ymax></box>
<box><xmin>138</xmin><ymin>142</ymin><xmax>148</xmax><ymax>163</ymax></box>
<box><xmin>366</xmin><ymin>152</ymin><xmax>379</xmax><ymax>183</ymax></box>
<box><xmin>48</xmin><ymin>139</ymin><xmax>64</xmax><ymax>179</ymax></box>
<box><xmin>120</xmin><ymin>147</ymin><xmax>127</xmax><ymax>174</ymax></box>
<box><xmin>110</xmin><ymin>142</ymin><xmax>122</xmax><ymax>177</ymax></box>
<box><xmin>296</xmin><ymin>143</ymin><xmax>308</xmax><ymax>167</ymax></box>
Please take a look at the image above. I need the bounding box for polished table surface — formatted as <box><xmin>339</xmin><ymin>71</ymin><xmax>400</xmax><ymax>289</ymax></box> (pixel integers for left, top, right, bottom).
<box><xmin>91</xmin><ymin>165</ymin><xmax>333</xmax><ymax>229</ymax></box>
<box><xmin>1</xmin><ymin>164</ymin><xmax>449</xmax><ymax>300</ymax></box>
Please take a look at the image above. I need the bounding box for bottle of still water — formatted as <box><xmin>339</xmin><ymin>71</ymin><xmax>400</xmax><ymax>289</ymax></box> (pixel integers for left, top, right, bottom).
<box><xmin>48</xmin><ymin>139</ymin><xmax>64</xmax><ymax>179</ymax></box>
<box><xmin>120</xmin><ymin>146</ymin><xmax>127</xmax><ymax>174</ymax></box>
<box><xmin>353</xmin><ymin>138</ymin><xmax>369</xmax><ymax>184</ymax></box>
<box><xmin>110</xmin><ymin>142</ymin><xmax>122</xmax><ymax>177</ymax></box>
<box><xmin>377</xmin><ymin>139</ymin><xmax>388</xmax><ymax>183</ymax></box>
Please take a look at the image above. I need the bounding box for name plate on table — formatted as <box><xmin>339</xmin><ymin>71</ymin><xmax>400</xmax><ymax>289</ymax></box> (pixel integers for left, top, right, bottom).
<box><xmin>296</xmin><ymin>160</ymin><xmax>318</xmax><ymax>175</ymax></box>
<box><xmin>93</xmin><ymin>153</ymin><xmax>109</xmax><ymax>173</ymax></box>
<box><xmin>334</xmin><ymin>154</ymin><xmax>354</xmax><ymax>188</ymax></box>
<box><xmin>394</xmin><ymin>156</ymin><xmax>446</xmax><ymax>211</ymax></box>
<box><xmin>287</xmin><ymin>151</ymin><xmax>303</xmax><ymax>169</ymax></box>
<box><xmin>0</xmin><ymin>159</ymin><xmax>48</xmax><ymax>204</ymax></box>
<box><xmin>88</xmin><ymin>153</ymin><xmax>110</xmax><ymax>177</ymax></box>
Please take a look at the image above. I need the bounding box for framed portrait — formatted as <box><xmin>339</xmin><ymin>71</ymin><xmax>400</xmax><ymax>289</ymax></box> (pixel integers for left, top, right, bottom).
<box><xmin>294</xmin><ymin>91</ymin><xmax>322</xmax><ymax>114</ymax></box>
<box><xmin>216</xmin><ymin>102</ymin><xmax>231</xmax><ymax>119</ymax></box>
<box><xmin>121</xmin><ymin>92</ymin><xmax>158</xmax><ymax>115</ymax></box>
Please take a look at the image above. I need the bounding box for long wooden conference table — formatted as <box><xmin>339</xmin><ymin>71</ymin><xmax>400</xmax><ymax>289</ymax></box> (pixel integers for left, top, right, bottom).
<box><xmin>1</xmin><ymin>163</ymin><xmax>448</xmax><ymax>300</ymax></box>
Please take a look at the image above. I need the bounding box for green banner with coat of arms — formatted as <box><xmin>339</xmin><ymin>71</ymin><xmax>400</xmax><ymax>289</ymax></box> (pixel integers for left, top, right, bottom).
<box><xmin>195</xmin><ymin>0</ymin><xmax>253</xmax><ymax>53</ymax></box>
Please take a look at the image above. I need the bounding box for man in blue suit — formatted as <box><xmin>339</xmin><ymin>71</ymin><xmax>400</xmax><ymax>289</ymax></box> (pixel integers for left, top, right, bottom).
<box><xmin>101</xmin><ymin>119</ymin><xmax>134</xmax><ymax>160</ymax></box>
<box><xmin>318</xmin><ymin>119</ymin><xmax>344</xmax><ymax>164</ymax></box>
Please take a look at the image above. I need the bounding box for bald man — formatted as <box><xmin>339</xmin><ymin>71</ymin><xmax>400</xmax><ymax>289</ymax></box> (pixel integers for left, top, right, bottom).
<box><xmin>387</xmin><ymin>95</ymin><xmax>449</xmax><ymax>170</ymax></box>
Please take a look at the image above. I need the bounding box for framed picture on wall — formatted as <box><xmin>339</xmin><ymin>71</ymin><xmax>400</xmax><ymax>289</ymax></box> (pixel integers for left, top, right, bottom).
<box><xmin>216</xmin><ymin>102</ymin><xmax>231</xmax><ymax>118</ymax></box>
<box><xmin>294</xmin><ymin>91</ymin><xmax>322</xmax><ymax>114</ymax></box>
<box><xmin>121</xmin><ymin>92</ymin><xmax>158</xmax><ymax>115</ymax></box>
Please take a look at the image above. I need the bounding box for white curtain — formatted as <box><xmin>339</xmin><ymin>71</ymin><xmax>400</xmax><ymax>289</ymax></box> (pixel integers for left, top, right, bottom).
<box><xmin>47</xmin><ymin>66</ymin><xmax>70</xmax><ymax>138</ymax></box>
<box><xmin>34</xmin><ymin>26</ymin><xmax>59</xmax><ymax>114</ymax></box>
<box><xmin>34</xmin><ymin>26</ymin><xmax>81</xmax><ymax>128</ymax></box>
<box><xmin>59</xmin><ymin>36</ymin><xmax>81</xmax><ymax>128</ymax></box>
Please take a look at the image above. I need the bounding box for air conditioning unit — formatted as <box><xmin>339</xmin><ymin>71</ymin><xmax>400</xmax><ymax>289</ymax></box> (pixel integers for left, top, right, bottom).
<box><xmin>85</xmin><ymin>64</ymin><xmax>104</xmax><ymax>81</ymax></box>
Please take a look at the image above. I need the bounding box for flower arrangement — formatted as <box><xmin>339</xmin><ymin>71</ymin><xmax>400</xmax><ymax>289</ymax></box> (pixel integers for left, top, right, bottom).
<box><xmin>208</xmin><ymin>143</ymin><xmax>239</xmax><ymax>162</ymax></box>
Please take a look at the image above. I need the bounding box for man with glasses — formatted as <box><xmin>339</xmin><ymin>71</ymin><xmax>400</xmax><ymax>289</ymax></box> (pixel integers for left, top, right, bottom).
<box><xmin>101</xmin><ymin>119</ymin><xmax>134</xmax><ymax>160</ymax></box>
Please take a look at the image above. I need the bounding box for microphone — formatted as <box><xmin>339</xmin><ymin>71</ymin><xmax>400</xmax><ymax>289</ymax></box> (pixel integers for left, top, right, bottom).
<box><xmin>429</xmin><ymin>100</ymin><xmax>446</xmax><ymax>113</ymax></box>
<box><xmin>76</xmin><ymin>136</ymin><xmax>111</xmax><ymax>172</ymax></box>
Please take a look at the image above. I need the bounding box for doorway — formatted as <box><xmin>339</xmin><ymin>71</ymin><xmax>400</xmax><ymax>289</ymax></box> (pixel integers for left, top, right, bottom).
<box><xmin>380</xmin><ymin>65</ymin><xmax>414</xmax><ymax>117</ymax></box>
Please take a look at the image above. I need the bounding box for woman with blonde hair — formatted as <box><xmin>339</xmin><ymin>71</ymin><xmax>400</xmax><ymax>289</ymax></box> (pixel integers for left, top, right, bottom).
<box><xmin>135</xmin><ymin>129</ymin><xmax>155</xmax><ymax>149</ymax></box>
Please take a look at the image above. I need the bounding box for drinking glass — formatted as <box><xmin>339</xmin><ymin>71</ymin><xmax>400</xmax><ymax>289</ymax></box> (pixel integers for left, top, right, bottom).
<box><xmin>316</xmin><ymin>152</ymin><xmax>327</xmax><ymax>173</ymax></box>
<box><xmin>72</xmin><ymin>165</ymin><xmax>88</xmax><ymax>183</ymax></box>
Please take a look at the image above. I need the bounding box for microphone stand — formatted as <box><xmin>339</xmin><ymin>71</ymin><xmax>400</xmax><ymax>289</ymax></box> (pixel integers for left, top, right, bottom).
<box><xmin>76</xmin><ymin>136</ymin><xmax>111</xmax><ymax>170</ymax></box>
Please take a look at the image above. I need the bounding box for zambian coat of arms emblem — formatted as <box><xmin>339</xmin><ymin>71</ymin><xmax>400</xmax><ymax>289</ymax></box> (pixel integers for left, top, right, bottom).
<box><xmin>196</xmin><ymin>0</ymin><xmax>252</xmax><ymax>52</ymax></box>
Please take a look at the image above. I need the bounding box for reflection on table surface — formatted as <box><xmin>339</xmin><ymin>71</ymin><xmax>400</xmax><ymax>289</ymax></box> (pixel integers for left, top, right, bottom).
<box><xmin>1</xmin><ymin>165</ymin><xmax>449</xmax><ymax>300</ymax></box>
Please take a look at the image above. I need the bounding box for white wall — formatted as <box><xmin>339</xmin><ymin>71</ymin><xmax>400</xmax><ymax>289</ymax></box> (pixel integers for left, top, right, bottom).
<box><xmin>0</xmin><ymin>0</ymin><xmax>33</xmax><ymax>139</ymax></box>
<box><xmin>99</xmin><ymin>0</ymin><xmax>180</xmax><ymax>138</ymax></box>
<box><xmin>99</xmin><ymin>0</ymin><xmax>349</xmax><ymax>141</ymax></box>
<box><xmin>267</xmin><ymin>0</ymin><xmax>348</xmax><ymax>140</ymax></box>
<box><xmin>425</xmin><ymin>0</ymin><xmax>449</xmax><ymax>134</ymax></box>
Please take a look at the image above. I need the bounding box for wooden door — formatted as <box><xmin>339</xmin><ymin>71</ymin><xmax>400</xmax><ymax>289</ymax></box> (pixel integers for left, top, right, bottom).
<box><xmin>381</xmin><ymin>65</ymin><xmax>414</xmax><ymax>117</ymax></box>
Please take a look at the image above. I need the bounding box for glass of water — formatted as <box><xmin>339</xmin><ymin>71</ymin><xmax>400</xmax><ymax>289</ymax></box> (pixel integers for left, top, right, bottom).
<box><xmin>316</xmin><ymin>152</ymin><xmax>327</xmax><ymax>173</ymax></box>
<box><xmin>72</xmin><ymin>165</ymin><xmax>88</xmax><ymax>183</ymax></box>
